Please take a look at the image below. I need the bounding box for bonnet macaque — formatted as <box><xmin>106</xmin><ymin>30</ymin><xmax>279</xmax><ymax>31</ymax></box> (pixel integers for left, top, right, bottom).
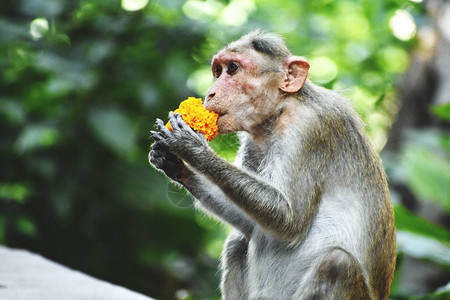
<box><xmin>149</xmin><ymin>31</ymin><xmax>396</xmax><ymax>299</ymax></box>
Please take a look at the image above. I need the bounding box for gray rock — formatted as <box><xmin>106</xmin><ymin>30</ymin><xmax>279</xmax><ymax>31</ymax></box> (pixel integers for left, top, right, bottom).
<box><xmin>0</xmin><ymin>246</ymin><xmax>155</xmax><ymax>300</ymax></box>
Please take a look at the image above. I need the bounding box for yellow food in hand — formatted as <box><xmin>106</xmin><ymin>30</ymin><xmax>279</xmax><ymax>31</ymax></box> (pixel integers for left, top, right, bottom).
<box><xmin>165</xmin><ymin>97</ymin><xmax>219</xmax><ymax>141</ymax></box>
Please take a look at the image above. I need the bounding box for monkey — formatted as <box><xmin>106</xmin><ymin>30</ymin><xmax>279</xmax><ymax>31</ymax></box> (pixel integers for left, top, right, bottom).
<box><xmin>149</xmin><ymin>31</ymin><xmax>396</xmax><ymax>300</ymax></box>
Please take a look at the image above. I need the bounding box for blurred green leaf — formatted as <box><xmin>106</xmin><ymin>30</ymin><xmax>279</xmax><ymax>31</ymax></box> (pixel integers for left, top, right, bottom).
<box><xmin>0</xmin><ymin>183</ymin><xmax>31</xmax><ymax>203</ymax></box>
<box><xmin>88</xmin><ymin>107</ymin><xmax>138</xmax><ymax>157</ymax></box>
<box><xmin>431</xmin><ymin>102</ymin><xmax>450</xmax><ymax>121</ymax></box>
<box><xmin>395</xmin><ymin>206</ymin><xmax>450</xmax><ymax>244</ymax></box>
<box><xmin>16</xmin><ymin>216</ymin><xmax>37</xmax><ymax>237</ymax></box>
<box><xmin>441</xmin><ymin>133</ymin><xmax>450</xmax><ymax>151</ymax></box>
<box><xmin>374</xmin><ymin>93</ymin><xmax>386</xmax><ymax>108</ymax></box>
<box><xmin>428</xmin><ymin>282</ymin><xmax>450</xmax><ymax>299</ymax></box>
<box><xmin>14</xmin><ymin>125</ymin><xmax>61</xmax><ymax>154</ymax></box>
<box><xmin>309</xmin><ymin>56</ymin><xmax>338</xmax><ymax>84</ymax></box>
<box><xmin>396</xmin><ymin>230</ymin><xmax>450</xmax><ymax>267</ymax></box>
<box><xmin>377</xmin><ymin>46</ymin><xmax>410</xmax><ymax>73</ymax></box>
<box><xmin>0</xmin><ymin>99</ymin><xmax>26</xmax><ymax>125</ymax></box>
<box><xmin>401</xmin><ymin>144</ymin><xmax>450</xmax><ymax>212</ymax></box>
<box><xmin>209</xmin><ymin>134</ymin><xmax>239</xmax><ymax>162</ymax></box>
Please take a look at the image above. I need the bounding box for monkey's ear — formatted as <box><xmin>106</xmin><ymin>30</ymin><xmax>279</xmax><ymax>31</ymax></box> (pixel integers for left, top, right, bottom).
<box><xmin>279</xmin><ymin>56</ymin><xmax>310</xmax><ymax>93</ymax></box>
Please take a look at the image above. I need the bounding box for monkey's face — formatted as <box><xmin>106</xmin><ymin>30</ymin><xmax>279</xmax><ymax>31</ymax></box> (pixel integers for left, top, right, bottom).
<box><xmin>204</xmin><ymin>49</ymin><xmax>284</xmax><ymax>135</ymax></box>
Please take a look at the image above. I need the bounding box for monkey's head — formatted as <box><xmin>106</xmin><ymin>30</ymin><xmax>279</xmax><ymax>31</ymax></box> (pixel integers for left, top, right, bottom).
<box><xmin>204</xmin><ymin>31</ymin><xmax>310</xmax><ymax>135</ymax></box>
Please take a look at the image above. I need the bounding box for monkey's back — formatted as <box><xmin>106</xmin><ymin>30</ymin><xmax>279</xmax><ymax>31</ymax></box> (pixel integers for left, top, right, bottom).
<box><xmin>318</xmin><ymin>88</ymin><xmax>396</xmax><ymax>299</ymax></box>
<box><xmin>238</xmin><ymin>84</ymin><xmax>396</xmax><ymax>299</ymax></box>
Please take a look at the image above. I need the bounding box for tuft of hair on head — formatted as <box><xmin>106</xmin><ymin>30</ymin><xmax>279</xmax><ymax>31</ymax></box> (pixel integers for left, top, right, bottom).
<box><xmin>226</xmin><ymin>30</ymin><xmax>292</xmax><ymax>59</ymax></box>
<box><xmin>245</xmin><ymin>30</ymin><xmax>291</xmax><ymax>58</ymax></box>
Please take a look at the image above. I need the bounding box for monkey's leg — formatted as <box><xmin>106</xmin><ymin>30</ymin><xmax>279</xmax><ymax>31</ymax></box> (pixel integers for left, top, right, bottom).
<box><xmin>220</xmin><ymin>230</ymin><xmax>249</xmax><ymax>300</ymax></box>
<box><xmin>294</xmin><ymin>247</ymin><xmax>374</xmax><ymax>300</ymax></box>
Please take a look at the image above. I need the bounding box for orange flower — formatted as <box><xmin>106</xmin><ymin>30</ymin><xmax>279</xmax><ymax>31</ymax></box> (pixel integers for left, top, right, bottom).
<box><xmin>165</xmin><ymin>97</ymin><xmax>219</xmax><ymax>141</ymax></box>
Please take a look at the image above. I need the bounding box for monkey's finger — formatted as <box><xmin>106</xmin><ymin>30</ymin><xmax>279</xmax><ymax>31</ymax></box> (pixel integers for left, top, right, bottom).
<box><xmin>174</xmin><ymin>113</ymin><xmax>198</xmax><ymax>138</ymax></box>
<box><xmin>150</xmin><ymin>130</ymin><xmax>164</xmax><ymax>141</ymax></box>
<box><xmin>155</xmin><ymin>118</ymin><xmax>171</xmax><ymax>136</ymax></box>
<box><xmin>195</xmin><ymin>131</ymin><xmax>207</xmax><ymax>141</ymax></box>
<box><xmin>168</xmin><ymin>111</ymin><xmax>181</xmax><ymax>132</ymax></box>
<box><xmin>175</xmin><ymin>113</ymin><xmax>190</xmax><ymax>131</ymax></box>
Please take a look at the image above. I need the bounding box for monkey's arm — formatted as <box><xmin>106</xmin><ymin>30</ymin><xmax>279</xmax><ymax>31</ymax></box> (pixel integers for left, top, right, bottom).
<box><xmin>182</xmin><ymin>168</ymin><xmax>255</xmax><ymax>237</ymax></box>
<box><xmin>149</xmin><ymin>140</ymin><xmax>254</xmax><ymax>237</ymax></box>
<box><xmin>154</xmin><ymin>113</ymin><xmax>320</xmax><ymax>243</ymax></box>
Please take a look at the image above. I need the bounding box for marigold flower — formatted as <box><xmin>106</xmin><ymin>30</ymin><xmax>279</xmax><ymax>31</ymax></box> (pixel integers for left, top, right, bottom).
<box><xmin>165</xmin><ymin>97</ymin><xmax>219</xmax><ymax>141</ymax></box>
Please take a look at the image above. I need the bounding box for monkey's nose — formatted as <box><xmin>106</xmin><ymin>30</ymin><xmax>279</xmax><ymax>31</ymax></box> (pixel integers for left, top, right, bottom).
<box><xmin>206</xmin><ymin>92</ymin><xmax>216</xmax><ymax>101</ymax></box>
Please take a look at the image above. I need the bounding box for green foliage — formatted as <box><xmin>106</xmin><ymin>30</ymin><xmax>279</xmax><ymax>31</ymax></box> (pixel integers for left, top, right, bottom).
<box><xmin>401</xmin><ymin>142</ymin><xmax>450</xmax><ymax>211</ymax></box>
<box><xmin>432</xmin><ymin>103</ymin><xmax>450</xmax><ymax>121</ymax></box>
<box><xmin>387</xmin><ymin>127</ymin><xmax>450</xmax><ymax>298</ymax></box>
<box><xmin>385</xmin><ymin>131</ymin><xmax>450</xmax><ymax>299</ymax></box>
<box><xmin>0</xmin><ymin>183</ymin><xmax>31</xmax><ymax>203</ymax></box>
<box><xmin>0</xmin><ymin>0</ymin><xmax>445</xmax><ymax>299</ymax></box>
<box><xmin>395</xmin><ymin>206</ymin><xmax>450</xmax><ymax>244</ymax></box>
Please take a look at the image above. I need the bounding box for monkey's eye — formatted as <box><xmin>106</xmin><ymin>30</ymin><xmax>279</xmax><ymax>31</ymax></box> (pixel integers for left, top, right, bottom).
<box><xmin>227</xmin><ymin>62</ymin><xmax>239</xmax><ymax>75</ymax></box>
<box><xmin>214</xmin><ymin>65</ymin><xmax>222</xmax><ymax>79</ymax></box>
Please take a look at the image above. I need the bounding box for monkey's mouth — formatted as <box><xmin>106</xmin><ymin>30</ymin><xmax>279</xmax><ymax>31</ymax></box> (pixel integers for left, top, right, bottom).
<box><xmin>216</xmin><ymin>113</ymin><xmax>228</xmax><ymax>128</ymax></box>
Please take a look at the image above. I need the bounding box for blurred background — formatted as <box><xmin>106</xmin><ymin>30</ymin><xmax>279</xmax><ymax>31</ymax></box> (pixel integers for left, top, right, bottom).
<box><xmin>0</xmin><ymin>0</ymin><xmax>449</xmax><ymax>299</ymax></box>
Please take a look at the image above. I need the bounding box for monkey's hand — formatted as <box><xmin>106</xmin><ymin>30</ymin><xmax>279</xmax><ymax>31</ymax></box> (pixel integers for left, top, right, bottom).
<box><xmin>153</xmin><ymin>112</ymin><xmax>209</xmax><ymax>162</ymax></box>
<box><xmin>148</xmin><ymin>139</ymin><xmax>184</xmax><ymax>182</ymax></box>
